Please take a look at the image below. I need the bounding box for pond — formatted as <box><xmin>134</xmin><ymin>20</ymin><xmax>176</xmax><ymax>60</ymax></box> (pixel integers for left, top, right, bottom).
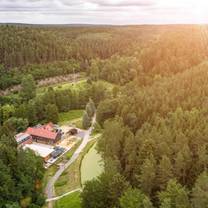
<box><xmin>81</xmin><ymin>142</ymin><xmax>104</xmax><ymax>185</ymax></box>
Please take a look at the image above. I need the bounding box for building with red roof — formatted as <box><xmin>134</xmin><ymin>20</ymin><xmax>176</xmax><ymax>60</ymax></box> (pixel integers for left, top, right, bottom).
<box><xmin>25</xmin><ymin>123</ymin><xmax>62</xmax><ymax>145</ymax></box>
<box><xmin>15</xmin><ymin>123</ymin><xmax>62</xmax><ymax>147</ymax></box>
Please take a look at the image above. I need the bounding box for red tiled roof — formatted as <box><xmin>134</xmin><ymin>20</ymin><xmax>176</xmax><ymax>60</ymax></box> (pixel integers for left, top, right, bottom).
<box><xmin>26</xmin><ymin>127</ymin><xmax>57</xmax><ymax>140</ymax></box>
<box><xmin>43</xmin><ymin>122</ymin><xmax>54</xmax><ymax>131</ymax></box>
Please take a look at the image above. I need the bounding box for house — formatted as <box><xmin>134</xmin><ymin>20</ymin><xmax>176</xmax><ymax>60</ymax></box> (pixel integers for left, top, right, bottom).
<box><xmin>15</xmin><ymin>122</ymin><xmax>62</xmax><ymax>147</ymax></box>
<box><xmin>15</xmin><ymin>133</ymin><xmax>33</xmax><ymax>148</ymax></box>
<box><xmin>25</xmin><ymin>123</ymin><xmax>62</xmax><ymax>145</ymax></box>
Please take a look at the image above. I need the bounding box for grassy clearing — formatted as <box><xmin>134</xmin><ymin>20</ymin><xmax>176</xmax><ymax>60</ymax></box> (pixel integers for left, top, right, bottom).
<box><xmin>73</xmin><ymin>119</ymin><xmax>83</xmax><ymax>129</ymax></box>
<box><xmin>55</xmin><ymin>140</ymin><xmax>96</xmax><ymax>195</ymax></box>
<box><xmin>54</xmin><ymin>192</ymin><xmax>81</xmax><ymax>208</ymax></box>
<box><xmin>37</xmin><ymin>79</ymin><xmax>87</xmax><ymax>95</ymax></box>
<box><xmin>58</xmin><ymin>110</ymin><xmax>84</xmax><ymax>125</ymax></box>
<box><xmin>54</xmin><ymin>79</ymin><xmax>87</xmax><ymax>91</ymax></box>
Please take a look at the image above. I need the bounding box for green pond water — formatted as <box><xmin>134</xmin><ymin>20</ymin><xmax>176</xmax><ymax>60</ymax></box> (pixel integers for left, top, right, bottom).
<box><xmin>81</xmin><ymin>142</ymin><xmax>104</xmax><ymax>184</ymax></box>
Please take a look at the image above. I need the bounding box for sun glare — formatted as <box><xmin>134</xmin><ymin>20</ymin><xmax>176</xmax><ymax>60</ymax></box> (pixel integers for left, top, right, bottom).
<box><xmin>158</xmin><ymin>0</ymin><xmax>208</xmax><ymax>23</ymax></box>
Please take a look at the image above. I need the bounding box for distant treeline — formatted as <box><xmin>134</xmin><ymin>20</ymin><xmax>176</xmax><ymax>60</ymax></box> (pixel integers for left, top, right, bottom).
<box><xmin>0</xmin><ymin>25</ymin><xmax>155</xmax><ymax>68</ymax></box>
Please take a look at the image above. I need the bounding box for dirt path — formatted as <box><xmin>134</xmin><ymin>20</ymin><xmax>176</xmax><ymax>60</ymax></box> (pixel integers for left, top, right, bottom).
<box><xmin>46</xmin><ymin>188</ymin><xmax>82</xmax><ymax>202</ymax></box>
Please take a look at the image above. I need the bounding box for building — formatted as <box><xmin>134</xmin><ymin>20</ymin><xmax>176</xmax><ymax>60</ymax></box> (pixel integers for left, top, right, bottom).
<box><xmin>15</xmin><ymin>122</ymin><xmax>62</xmax><ymax>147</ymax></box>
<box><xmin>25</xmin><ymin>123</ymin><xmax>62</xmax><ymax>145</ymax></box>
<box><xmin>15</xmin><ymin>133</ymin><xmax>33</xmax><ymax>148</ymax></box>
<box><xmin>67</xmin><ymin>128</ymin><xmax>78</xmax><ymax>136</ymax></box>
<box><xmin>23</xmin><ymin>143</ymin><xmax>54</xmax><ymax>162</ymax></box>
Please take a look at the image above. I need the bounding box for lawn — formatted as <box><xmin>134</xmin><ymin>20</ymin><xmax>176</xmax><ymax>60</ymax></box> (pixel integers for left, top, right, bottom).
<box><xmin>37</xmin><ymin>79</ymin><xmax>88</xmax><ymax>95</ymax></box>
<box><xmin>54</xmin><ymin>80</ymin><xmax>87</xmax><ymax>91</ymax></box>
<box><xmin>59</xmin><ymin>110</ymin><xmax>84</xmax><ymax>125</ymax></box>
<box><xmin>54</xmin><ymin>192</ymin><xmax>81</xmax><ymax>208</ymax></box>
<box><xmin>55</xmin><ymin>140</ymin><xmax>96</xmax><ymax>195</ymax></box>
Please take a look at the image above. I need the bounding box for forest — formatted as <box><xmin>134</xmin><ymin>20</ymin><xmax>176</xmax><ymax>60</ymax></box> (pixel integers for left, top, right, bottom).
<box><xmin>1</xmin><ymin>24</ymin><xmax>208</xmax><ymax>207</ymax></box>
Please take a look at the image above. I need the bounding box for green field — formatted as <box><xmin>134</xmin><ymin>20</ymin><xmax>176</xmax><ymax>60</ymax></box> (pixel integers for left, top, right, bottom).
<box><xmin>81</xmin><ymin>142</ymin><xmax>104</xmax><ymax>185</ymax></box>
<box><xmin>54</xmin><ymin>192</ymin><xmax>81</xmax><ymax>208</ymax></box>
<box><xmin>37</xmin><ymin>79</ymin><xmax>87</xmax><ymax>95</ymax></box>
<box><xmin>59</xmin><ymin>110</ymin><xmax>84</xmax><ymax>125</ymax></box>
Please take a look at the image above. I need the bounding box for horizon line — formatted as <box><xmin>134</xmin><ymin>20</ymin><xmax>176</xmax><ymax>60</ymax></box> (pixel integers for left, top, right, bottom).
<box><xmin>0</xmin><ymin>22</ymin><xmax>208</xmax><ymax>26</ymax></box>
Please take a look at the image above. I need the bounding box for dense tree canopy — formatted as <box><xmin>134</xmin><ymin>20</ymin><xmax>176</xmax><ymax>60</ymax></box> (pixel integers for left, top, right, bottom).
<box><xmin>2</xmin><ymin>24</ymin><xmax>208</xmax><ymax>207</ymax></box>
<box><xmin>0</xmin><ymin>134</ymin><xmax>45</xmax><ymax>208</ymax></box>
<box><xmin>83</xmin><ymin>25</ymin><xmax>208</xmax><ymax>208</ymax></box>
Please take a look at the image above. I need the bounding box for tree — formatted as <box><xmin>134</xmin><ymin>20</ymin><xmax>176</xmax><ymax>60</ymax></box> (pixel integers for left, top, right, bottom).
<box><xmin>159</xmin><ymin>179</ymin><xmax>190</xmax><ymax>208</ymax></box>
<box><xmin>20</xmin><ymin>74</ymin><xmax>36</xmax><ymax>101</ymax></box>
<box><xmin>160</xmin><ymin>198</ymin><xmax>171</xmax><ymax>208</ymax></box>
<box><xmin>91</xmin><ymin>81</ymin><xmax>106</xmax><ymax>105</ymax></box>
<box><xmin>82</xmin><ymin>172</ymin><xmax>128</xmax><ymax>208</ymax></box>
<box><xmin>2</xmin><ymin>104</ymin><xmax>15</xmax><ymax>121</ymax></box>
<box><xmin>192</xmin><ymin>172</ymin><xmax>208</xmax><ymax>208</ymax></box>
<box><xmin>119</xmin><ymin>188</ymin><xmax>153</xmax><ymax>208</ymax></box>
<box><xmin>0</xmin><ymin>159</ymin><xmax>15</xmax><ymax>206</ymax></box>
<box><xmin>89</xmin><ymin>59</ymin><xmax>100</xmax><ymax>81</ymax></box>
<box><xmin>43</xmin><ymin>87</ymin><xmax>56</xmax><ymax>105</ymax></box>
<box><xmin>139</xmin><ymin>155</ymin><xmax>156</xmax><ymax>196</ymax></box>
<box><xmin>3</xmin><ymin>117</ymin><xmax>28</xmax><ymax>133</ymax></box>
<box><xmin>0</xmin><ymin>134</ymin><xmax>45</xmax><ymax>207</ymax></box>
<box><xmin>175</xmin><ymin>144</ymin><xmax>192</xmax><ymax>185</ymax></box>
<box><xmin>97</xmin><ymin>99</ymin><xmax>118</xmax><ymax>125</ymax></box>
<box><xmin>45</xmin><ymin>104</ymin><xmax>59</xmax><ymax>123</ymax></box>
<box><xmin>158</xmin><ymin>156</ymin><xmax>174</xmax><ymax>190</ymax></box>
<box><xmin>86</xmin><ymin>99</ymin><xmax>96</xmax><ymax>118</ymax></box>
<box><xmin>82</xmin><ymin>111</ymin><xmax>91</xmax><ymax>129</ymax></box>
<box><xmin>27</xmin><ymin>101</ymin><xmax>37</xmax><ymax>125</ymax></box>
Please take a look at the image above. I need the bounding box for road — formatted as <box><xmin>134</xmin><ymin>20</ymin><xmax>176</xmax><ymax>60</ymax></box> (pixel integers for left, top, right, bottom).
<box><xmin>45</xmin><ymin>114</ymin><xmax>96</xmax><ymax>208</ymax></box>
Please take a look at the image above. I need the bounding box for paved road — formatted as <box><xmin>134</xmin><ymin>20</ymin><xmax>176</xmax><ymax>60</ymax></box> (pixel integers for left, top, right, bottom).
<box><xmin>45</xmin><ymin>114</ymin><xmax>96</xmax><ymax>208</ymax></box>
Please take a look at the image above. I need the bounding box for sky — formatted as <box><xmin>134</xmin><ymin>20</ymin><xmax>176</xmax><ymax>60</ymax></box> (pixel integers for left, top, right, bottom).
<box><xmin>0</xmin><ymin>0</ymin><xmax>208</xmax><ymax>25</ymax></box>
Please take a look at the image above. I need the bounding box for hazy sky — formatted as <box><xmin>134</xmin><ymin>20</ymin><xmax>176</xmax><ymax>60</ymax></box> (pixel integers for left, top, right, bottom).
<box><xmin>0</xmin><ymin>0</ymin><xmax>208</xmax><ymax>24</ymax></box>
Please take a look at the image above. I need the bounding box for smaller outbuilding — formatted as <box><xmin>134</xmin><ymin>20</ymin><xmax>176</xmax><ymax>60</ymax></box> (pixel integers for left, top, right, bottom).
<box><xmin>15</xmin><ymin>133</ymin><xmax>33</xmax><ymax>148</ymax></box>
<box><xmin>23</xmin><ymin>143</ymin><xmax>54</xmax><ymax>162</ymax></box>
<box><xmin>67</xmin><ymin>128</ymin><xmax>78</xmax><ymax>136</ymax></box>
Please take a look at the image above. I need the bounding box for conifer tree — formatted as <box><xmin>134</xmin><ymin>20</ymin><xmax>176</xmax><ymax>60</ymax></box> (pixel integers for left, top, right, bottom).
<box><xmin>158</xmin><ymin>156</ymin><xmax>174</xmax><ymax>190</ymax></box>
<box><xmin>139</xmin><ymin>155</ymin><xmax>156</xmax><ymax>196</ymax></box>
<box><xmin>159</xmin><ymin>179</ymin><xmax>190</xmax><ymax>208</ymax></box>
<box><xmin>20</xmin><ymin>74</ymin><xmax>36</xmax><ymax>101</ymax></box>
<box><xmin>119</xmin><ymin>188</ymin><xmax>153</xmax><ymax>208</ymax></box>
<box><xmin>192</xmin><ymin>172</ymin><xmax>208</xmax><ymax>208</ymax></box>
<box><xmin>82</xmin><ymin>111</ymin><xmax>91</xmax><ymax>129</ymax></box>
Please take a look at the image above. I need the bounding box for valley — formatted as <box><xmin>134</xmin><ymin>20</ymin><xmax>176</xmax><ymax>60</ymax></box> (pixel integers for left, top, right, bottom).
<box><xmin>1</xmin><ymin>24</ymin><xmax>208</xmax><ymax>208</ymax></box>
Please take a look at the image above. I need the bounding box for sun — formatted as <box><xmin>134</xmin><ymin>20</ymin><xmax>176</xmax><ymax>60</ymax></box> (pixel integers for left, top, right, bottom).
<box><xmin>158</xmin><ymin>0</ymin><xmax>208</xmax><ymax>23</ymax></box>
